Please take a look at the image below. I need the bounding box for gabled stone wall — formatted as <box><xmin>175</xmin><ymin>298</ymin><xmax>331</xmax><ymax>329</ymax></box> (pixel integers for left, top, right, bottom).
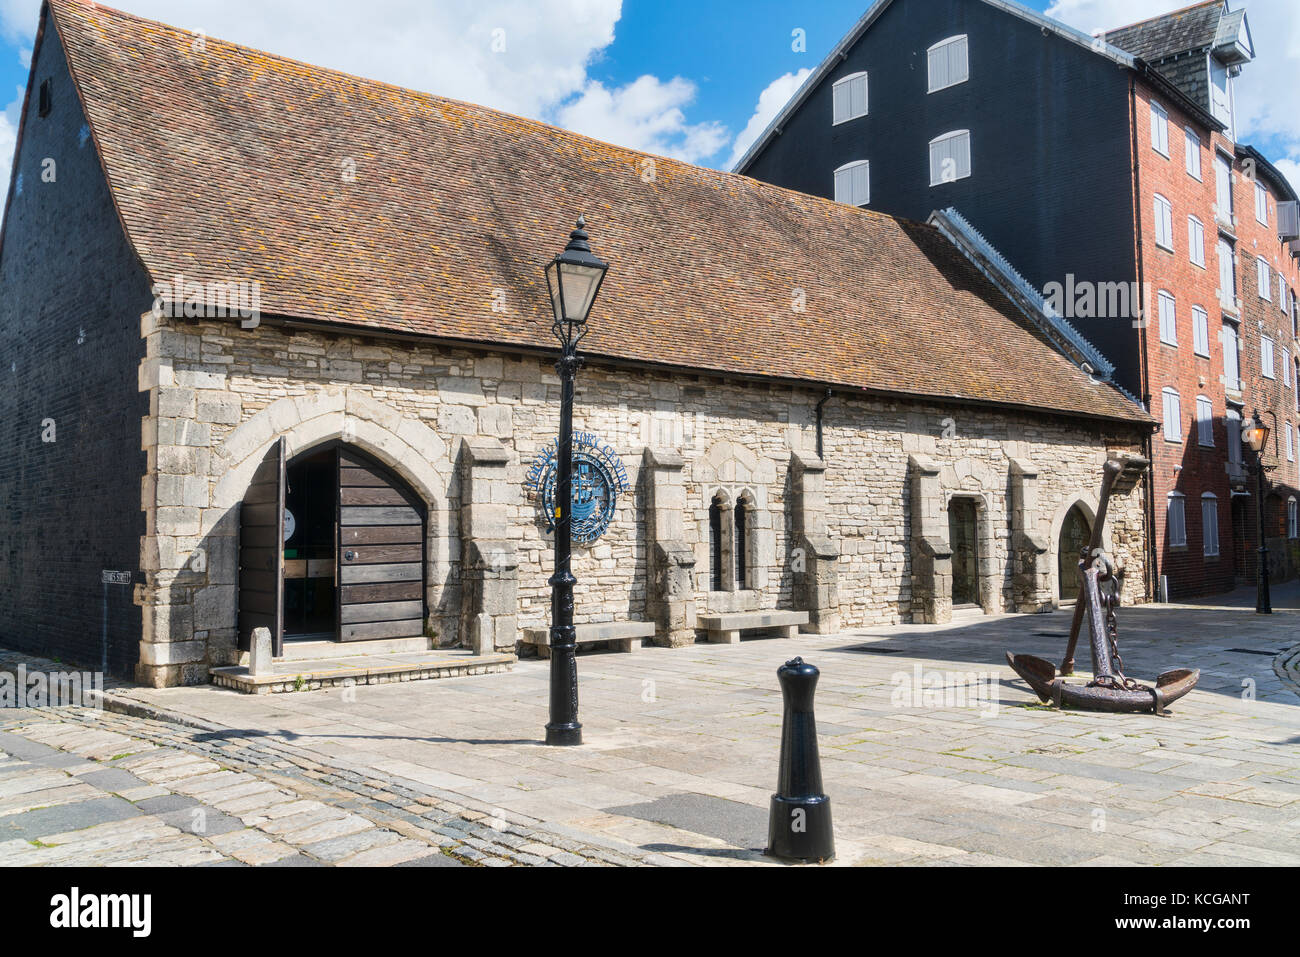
<box><xmin>135</xmin><ymin>316</ymin><xmax>1151</xmax><ymax>687</ymax></box>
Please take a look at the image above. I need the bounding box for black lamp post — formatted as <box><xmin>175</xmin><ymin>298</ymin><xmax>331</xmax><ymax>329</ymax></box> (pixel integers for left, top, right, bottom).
<box><xmin>542</xmin><ymin>216</ymin><xmax>609</xmax><ymax>747</ymax></box>
<box><xmin>1242</xmin><ymin>410</ymin><xmax>1273</xmax><ymax>616</ymax></box>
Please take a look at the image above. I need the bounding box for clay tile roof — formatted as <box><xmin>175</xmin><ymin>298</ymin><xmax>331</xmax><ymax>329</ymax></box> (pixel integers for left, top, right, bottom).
<box><xmin>45</xmin><ymin>0</ymin><xmax>1148</xmax><ymax>425</ymax></box>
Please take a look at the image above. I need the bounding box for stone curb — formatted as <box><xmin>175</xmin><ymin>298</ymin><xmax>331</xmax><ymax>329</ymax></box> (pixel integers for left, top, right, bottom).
<box><xmin>1273</xmin><ymin>644</ymin><xmax>1300</xmax><ymax>700</ymax></box>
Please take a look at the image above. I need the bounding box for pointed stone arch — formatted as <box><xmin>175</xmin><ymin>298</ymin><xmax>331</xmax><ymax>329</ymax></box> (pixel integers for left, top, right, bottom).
<box><xmin>1047</xmin><ymin>492</ymin><xmax>1115</xmax><ymax>607</ymax></box>
<box><xmin>201</xmin><ymin>389</ymin><xmax>456</xmax><ymax>643</ymax></box>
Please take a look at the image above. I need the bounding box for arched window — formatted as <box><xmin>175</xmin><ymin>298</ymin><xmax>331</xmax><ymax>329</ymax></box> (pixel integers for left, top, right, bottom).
<box><xmin>735</xmin><ymin>500</ymin><xmax>749</xmax><ymax>590</ymax></box>
<box><xmin>709</xmin><ymin>494</ymin><xmax>725</xmax><ymax>592</ymax></box>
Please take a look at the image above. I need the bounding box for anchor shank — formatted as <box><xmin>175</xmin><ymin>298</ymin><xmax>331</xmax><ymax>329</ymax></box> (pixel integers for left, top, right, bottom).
<box><xmin>1083</xmin><ymin>565</ymin><xmax>1117</xmax><ymax>681</ymax></box>
<box><xmin>1061</xmin><ymin>460</ymin><xmax>1120</xmax><ymax>675</ymax></box>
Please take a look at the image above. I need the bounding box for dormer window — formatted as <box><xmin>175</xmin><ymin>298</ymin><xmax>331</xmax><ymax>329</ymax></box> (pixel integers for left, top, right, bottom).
<box><xmin>928</xmin><ymin>35</ymin><xmax>969</xmax><ymax>93</ymax></box>
<box><xmin>832</xmin><ymin>72</ymin><xmax>868</xmax><ymax>125</ymax></box>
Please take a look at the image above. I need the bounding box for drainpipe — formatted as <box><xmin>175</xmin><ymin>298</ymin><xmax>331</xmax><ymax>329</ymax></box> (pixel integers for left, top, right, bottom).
<box><xmin>1130</xmin><ymin>75</ymin><xmax>1159</xmax><ymax>603</ymax></box>
<box><xmin>815</xmin><ymin>389</ymin><xmax>835</xmax><ymax>461</ymax></box>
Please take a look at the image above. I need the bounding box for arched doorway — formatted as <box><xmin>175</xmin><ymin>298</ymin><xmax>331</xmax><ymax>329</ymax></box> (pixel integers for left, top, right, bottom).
<box><xmin>1057</xmin><ymin>504</ymin><xmax>1092</xmax><ymax>602</ymax></box>
<box><xmin>241</xmin><ymin>441</ymin><xmax>427</xmax><ymax>653</ymax></box>
<box><xmin>948</xmin><ymin>497</ymin><xmax>980</xmax><ymax>608</ymax></box>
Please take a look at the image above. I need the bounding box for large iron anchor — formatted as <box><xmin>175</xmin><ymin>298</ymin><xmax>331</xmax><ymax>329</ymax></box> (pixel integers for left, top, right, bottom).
<box><xmin>1006</xmin><ymin>455</ymin><xmax>1199</xmax><ymax>715</ymax></box>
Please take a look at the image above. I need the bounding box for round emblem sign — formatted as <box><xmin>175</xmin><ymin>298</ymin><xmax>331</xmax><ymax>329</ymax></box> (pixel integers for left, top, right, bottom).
<box><xmin>283</xmin><ymin>508</ymin><xmax>296</xmax><ymax>543</ymax></box>
<box><xmin>525</xmin><ymin>433</ymin><xmax>630</xmax><ymax>546</ymax></box>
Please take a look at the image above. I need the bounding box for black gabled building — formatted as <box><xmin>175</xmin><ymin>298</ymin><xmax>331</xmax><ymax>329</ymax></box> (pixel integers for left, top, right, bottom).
<box><xmin>734</xmin><ymin>0</ymin><xmax>1231</xmax><ymax>399</ymax></box>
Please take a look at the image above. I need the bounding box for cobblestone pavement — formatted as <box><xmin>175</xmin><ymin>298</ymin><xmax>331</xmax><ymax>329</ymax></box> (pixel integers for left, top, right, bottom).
<box><xmin>0</xmin><ymin>708</ymin><xmax>655</xmax><ymax>866</ymax></box>
<box><xmin>4</xmin><ymin>584</ymin><xmax>1299</xmax><ymax>867</ymax></box>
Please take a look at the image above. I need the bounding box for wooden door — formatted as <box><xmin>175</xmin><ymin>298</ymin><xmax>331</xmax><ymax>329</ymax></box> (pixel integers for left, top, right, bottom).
<box><xmin>948</xmin><ymin>498</ymin><xmax>979</xmax><ymax>607</ymax></box>
<box><xmin>337</xmin><ymin>451</ymin><xmax>426</xmax><ymax>642</ymax></box>
<box><xmin>239</xmin><ymin>437</ymin><xmax>286</xmax><ymax>655</ymax></box>
<box><xmin>1058</xmin><ymin>506</ymin><xmax>1091</xmax><ymax>602</ymax></box>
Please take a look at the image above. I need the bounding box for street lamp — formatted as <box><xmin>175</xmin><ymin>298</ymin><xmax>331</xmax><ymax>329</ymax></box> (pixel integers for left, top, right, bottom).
<box><xmin>542</xmin><ymin>216</ymin><xmax>610</xmax><ymax>747</ymax></box>
<box><xmin>1241</xmin><ymin>410</ymin><xmax>1273</xmax><ymax>616</ymax></box>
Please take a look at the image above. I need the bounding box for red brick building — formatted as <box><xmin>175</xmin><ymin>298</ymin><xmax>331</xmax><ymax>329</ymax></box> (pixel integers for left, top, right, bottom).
<box><xmin>1227</xmin><ymin>147</ymin><xmax>1300</xmax><ymax>584</ymax></box>
<box><xmin>1123</xmin><ymin>8</ymin><xmax>1300</xmax><ymax>598</ymax></box>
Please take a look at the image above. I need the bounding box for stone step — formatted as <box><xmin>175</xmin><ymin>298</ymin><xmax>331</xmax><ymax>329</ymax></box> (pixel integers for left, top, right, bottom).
<box><xmin>274</xmin><ymin>636</ymin><xmax>431</xmax><ymax>662</ymax></box>
<box><xmin>211</xmin><ymin>650</ymin><xmax>515</xmax><ymax>695</ymax></box>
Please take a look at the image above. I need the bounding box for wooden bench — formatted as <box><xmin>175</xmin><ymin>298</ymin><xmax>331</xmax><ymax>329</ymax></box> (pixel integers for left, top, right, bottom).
<box><xmin>696</xmin><ymin>610</ymin><xmax>810</xmax><ymax>645</ymax></box>
<box><xmin>522</xmin><ymin>621</ymin><xmax>656</xmax><ymax>659</ymax></box>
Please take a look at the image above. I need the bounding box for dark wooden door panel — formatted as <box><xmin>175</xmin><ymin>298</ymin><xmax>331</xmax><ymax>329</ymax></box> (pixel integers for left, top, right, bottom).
<box><xmin>341</xmin><ymin>525</ymin><xmax>422</xmax><ymax>546</ymax></box>
<box><xmin>338</xmin><ymin>467</ymin><xmax>391</xmax><ymax>487</ymax></box>
<box><xmin>338</xmin><ymin>544</ymin><xmax>423</xmax><ymax>565</ymax></box>
<box><xmin>340</xmin><ymin>486</ymin><xmax>412</xmax><ymax>507</ymax></box>
<box><xmin>340</xmin><ymin>600</ymin><xmax>424</xmax><ymax>624</ymax></box>
<box><xmin>340</xmin><ymin>580</ymin><xmax>423</xmax><ymax>604</ymax></box>
<box><xmin>341</xmin><ymin>619</ymin><xmax>424</xmax><ymax>642</ymax></box>
<box><xmin>339</xmin><ymin>562</ymin><xmax>422</xmax><ymax>585</ymax></box>
<box><xmin>340</xmin><ymin>505</ymin><xmax>421</xmax><ymax>527</ymax></box>
<box><xmin>238</xmin><ymin>437</ymin><xmax>286</xmax><ymax>655</ymax></box>
<box><xmin>336</xmin><ymin>450</ymin><xmax>426</xmax><ymax>642</ymax></box>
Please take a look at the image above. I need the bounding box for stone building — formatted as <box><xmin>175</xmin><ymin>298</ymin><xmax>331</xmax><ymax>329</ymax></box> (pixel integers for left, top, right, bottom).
<box><xmin>1</xmin><ymin>0</ymin><xmax>1153</xmax><ymax>688</ymax></box>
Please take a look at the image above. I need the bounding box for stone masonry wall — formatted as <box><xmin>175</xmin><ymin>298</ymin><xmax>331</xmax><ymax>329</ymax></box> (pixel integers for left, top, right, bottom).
<box><xmin>137</xmin><ymin>315</ymin><xmax>1150</xmax><ymax>686</ymax></box>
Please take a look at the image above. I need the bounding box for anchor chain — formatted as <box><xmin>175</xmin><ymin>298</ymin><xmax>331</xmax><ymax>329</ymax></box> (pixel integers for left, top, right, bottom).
<box><xmin>1088</xmin><ymin>550</ymin><xmax>1143</xmax><ymax>693</ymax></box>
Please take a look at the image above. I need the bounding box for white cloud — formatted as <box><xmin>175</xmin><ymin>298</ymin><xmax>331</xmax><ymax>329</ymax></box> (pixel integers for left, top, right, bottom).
<box><xmin>727</xmin><ymin>68</ymin><xmax>811</xmax><ymax>171</ymax></box>
<box><xmin>40</xmin><ymin>0</ymin><xmax>621</xmax><ymax>121</ymax></box>
<box><xmin>1049</xmin><ymin>0</ymin><xmax>1300</xmax><ymax>182</ymax></box>
<box><xmin>1275</xmin><ymin>158</ymin><xmax>1300</xmax><ymax>189</ymax></box>
<box><xmin>0</xmin><ymin>0</ymin><xmax>733</xmax><ymax>166</ymax></box>
<box><xmin>0</xmin><ymin>0</ymin><xmax>38</xmax><ymax>44</ymax></box>
<box><xmin>0</xmin><ymin>85</ymin><xmax>22</xmax><ymax>197</ymax></box>
<box><xmin>557</xmin><ymin>74</ymin><xmax>729</xmax><ymax>163</ymax></box>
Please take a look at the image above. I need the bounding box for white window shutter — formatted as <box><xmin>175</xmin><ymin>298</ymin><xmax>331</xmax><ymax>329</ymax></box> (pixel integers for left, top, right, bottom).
<box><xmin>1202</xmin><ymin>498</ymin><xmax>1219</xmax><ymax>557</ymax></box>
<box><xmin>1168</xmin><ymin>495</ymin><xmax>1187</xmax><ymax>547</ymax></box>
<box><xmin>928</xmin><ymin>36</ymin><xmax>969</xmax><ymax>93</ymax></box>
<box><xmin>1193</xmin><ymin>307</ymin><xmax>1209</xmax><ymax>356</ymax></box>
<box><xmin>833</xmin><ymin>73</ymin><xmax>868</xmax><ymax>124</ymax></box>
<box><xmin>1163</xmin><ymin>389</ymin><xmax>1182</xmax><ymax>441</ymax></box>
<box><xmin>834</xmin><ymin>161</ymin><xmax>870</xmax><ymax>207</ymax></box>
<box><xmin>1197</xmin><ymin>396</ymin><xmax>1214</xmax><ymax>446</ymax></box>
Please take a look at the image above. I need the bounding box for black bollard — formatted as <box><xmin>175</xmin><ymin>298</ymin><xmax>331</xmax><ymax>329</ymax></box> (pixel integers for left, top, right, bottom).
<box><xmin>765</xmin><ymin>657</ymin><xmax>835</xmax><ymax>863</ymax></box>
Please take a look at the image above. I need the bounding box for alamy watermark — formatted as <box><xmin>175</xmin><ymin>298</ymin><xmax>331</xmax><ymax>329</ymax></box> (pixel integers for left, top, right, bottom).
<box><xmin>1043</xmin><ymin>274</ymin><xmax>1153</xmax><ymax>327</ymax></box>
<box><xmin>151</xmin><ymin>272</ymin><xmax>263</xmax><ymax>328</ymax></box>
<box><xmin>0</xmin><ymin>665</ymin><xmax>103</xmax><ymax>709</ymax></box>
<box><xmin>890</xmin><ymin>664</ymin><xmax>999</xmax><ymax>717</ymax></box>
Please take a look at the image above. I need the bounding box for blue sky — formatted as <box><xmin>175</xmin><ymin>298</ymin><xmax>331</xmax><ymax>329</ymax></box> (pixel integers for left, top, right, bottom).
<box><xmin>1</xmin><ymin>0</ymin><xmax>1297</xmax><ymax>188</ymax></box>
